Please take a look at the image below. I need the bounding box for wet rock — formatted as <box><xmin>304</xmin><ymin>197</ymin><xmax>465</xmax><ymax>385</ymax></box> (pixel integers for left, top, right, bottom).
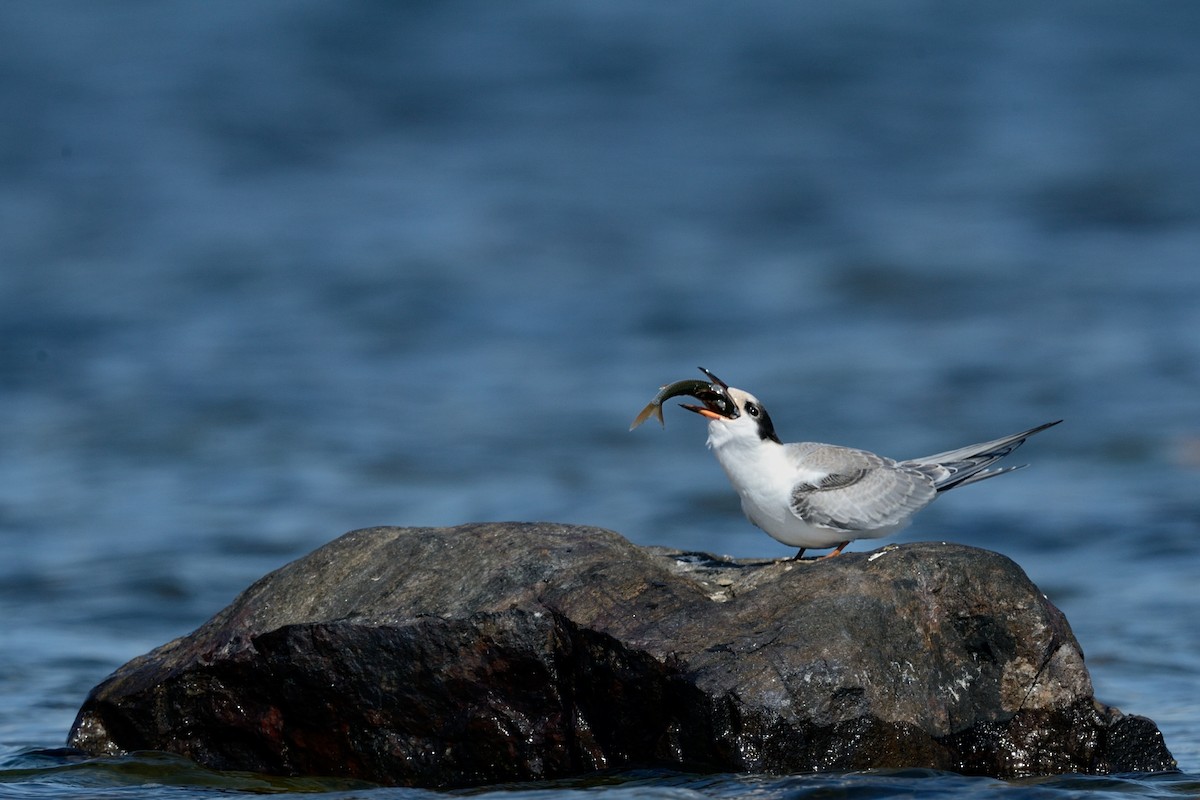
<box><xmin>68</xmin><ymin>523</ymin><xmax>1176</xmax><ymax>786</ymax></box>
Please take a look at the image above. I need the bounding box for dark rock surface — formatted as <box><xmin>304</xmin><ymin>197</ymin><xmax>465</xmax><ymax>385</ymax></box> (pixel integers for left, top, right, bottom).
<box><xmin>68</xmin><ymin>523</ymin><xmax>1176</xmax><ymax>786</ymax></box>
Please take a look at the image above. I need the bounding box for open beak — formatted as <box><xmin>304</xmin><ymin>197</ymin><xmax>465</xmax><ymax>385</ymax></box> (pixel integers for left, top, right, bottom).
<box><xmin>680</xmin><ymin>367</ymin><xmax>739</xmax><ymax>421</ymax></box>
<box><xmin>682</xmin><ymin>404</ymin><xmax>722</xmax><ymax>421</ymax></box>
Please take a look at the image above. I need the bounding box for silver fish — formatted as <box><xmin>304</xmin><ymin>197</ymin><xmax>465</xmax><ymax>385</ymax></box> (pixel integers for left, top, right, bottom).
<box><xmin>629</xmin><ymin>377</ymin><xmax>721</xmax><ymax>430</ymax></box>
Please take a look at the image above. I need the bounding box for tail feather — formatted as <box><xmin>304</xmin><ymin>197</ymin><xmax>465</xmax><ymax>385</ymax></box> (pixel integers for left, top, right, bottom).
<box><xmin>902</xmin><ymin>420</ymin><xmax>1062</xmax><ymax>493</ymax></box>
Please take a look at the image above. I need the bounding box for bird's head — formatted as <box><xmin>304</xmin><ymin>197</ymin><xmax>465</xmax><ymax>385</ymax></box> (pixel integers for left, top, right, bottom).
<box><xmin>681</xmin><ymin>368</ymin><xmax>781</xmax><ymax>445</ymax></box>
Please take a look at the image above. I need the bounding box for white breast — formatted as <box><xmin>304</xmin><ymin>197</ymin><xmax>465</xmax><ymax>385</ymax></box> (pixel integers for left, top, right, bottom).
<box><xmin>706</xmin><ymin>424</ymin><xmax>850</xmax><ymax>548</ymax></box>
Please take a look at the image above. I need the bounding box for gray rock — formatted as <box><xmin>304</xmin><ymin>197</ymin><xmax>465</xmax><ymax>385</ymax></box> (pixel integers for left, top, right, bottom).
<box><xmin>68</xmin><ymin>523</ymin><xmax>1176</xmax><ymax>786</ymax></box>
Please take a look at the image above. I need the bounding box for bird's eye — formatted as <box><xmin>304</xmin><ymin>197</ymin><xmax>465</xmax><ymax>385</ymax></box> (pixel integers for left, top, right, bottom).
<box><xmin>745</xmin><ymin>402</ymin><xmax>759</xmax><ymax>417</ymax></box>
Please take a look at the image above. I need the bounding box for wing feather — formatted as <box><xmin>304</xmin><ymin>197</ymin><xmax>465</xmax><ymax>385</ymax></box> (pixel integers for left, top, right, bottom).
<box><xmin>787</xmin><ymin>446</ymin><xmax>936</xmax><ymax>532</ymax></box>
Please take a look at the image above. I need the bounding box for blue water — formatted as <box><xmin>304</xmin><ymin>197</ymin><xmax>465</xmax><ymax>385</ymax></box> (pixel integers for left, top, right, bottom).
<box><xmin>1</xmin><ymin>2</ymin><xmax>1197</xmax><ymax>797</ymax></box>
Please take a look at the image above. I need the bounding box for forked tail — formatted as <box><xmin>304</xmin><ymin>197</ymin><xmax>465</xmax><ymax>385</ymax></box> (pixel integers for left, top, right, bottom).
<box><xmin>902</xmin><ymin>420</ymin><xmax>1062</xmax><ymax>492</ymax></box>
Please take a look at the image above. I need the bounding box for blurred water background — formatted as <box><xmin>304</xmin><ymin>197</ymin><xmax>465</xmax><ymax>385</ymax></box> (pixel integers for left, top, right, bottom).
<box><xmin>1</xmin><ymin>2</ymin><xmax>1197</xmax><ymax>798</ymax></box>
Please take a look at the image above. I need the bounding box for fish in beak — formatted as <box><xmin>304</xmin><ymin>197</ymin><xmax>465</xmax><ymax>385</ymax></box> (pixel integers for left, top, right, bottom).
<box><xmin>679</xmin><ymin>368</ymin><xmax>739</xmax><ymax>421</ymax></box>
<box><xmin>630</xmin><ymin>367</ymin><xmax>738</xmax><ymax>429</ymax></box>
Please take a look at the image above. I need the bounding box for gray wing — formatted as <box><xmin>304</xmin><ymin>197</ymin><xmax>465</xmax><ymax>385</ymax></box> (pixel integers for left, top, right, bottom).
<box><xmin>787</xmin><ymin>445</ymin><xmax>937</xmax><ymax>532</ymax></box>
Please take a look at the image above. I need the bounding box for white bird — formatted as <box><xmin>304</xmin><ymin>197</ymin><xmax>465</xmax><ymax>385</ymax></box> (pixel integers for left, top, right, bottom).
<box><xmin>653</xmin><ymin>368</ymin><xmax>1061</xmax><ymax>559</ymax></box>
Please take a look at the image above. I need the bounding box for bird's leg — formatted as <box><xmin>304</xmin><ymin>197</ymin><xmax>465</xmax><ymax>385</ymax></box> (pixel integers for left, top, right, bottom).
<box><xmin>790</xmin><ymin>548</ymin><xmax>806</xmax><ymax>561</ymax></box>
<box><xmin>817</xmin><ymin>541</ymin><xmax>851</xmax><ymax>560</ymax></box>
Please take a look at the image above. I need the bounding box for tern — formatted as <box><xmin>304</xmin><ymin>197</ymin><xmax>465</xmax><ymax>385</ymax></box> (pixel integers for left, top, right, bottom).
<box><xmin>636</xmin><ymin>368</ymin><xmax>1060</xmax><ymax>559</ymax></box>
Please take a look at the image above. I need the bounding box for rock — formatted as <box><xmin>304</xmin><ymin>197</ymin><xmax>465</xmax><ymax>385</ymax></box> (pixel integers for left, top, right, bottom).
<box><xmin>68</xmin><ymin>523</ymin><xmax>1176</xmax><ymax>786</ymax></box>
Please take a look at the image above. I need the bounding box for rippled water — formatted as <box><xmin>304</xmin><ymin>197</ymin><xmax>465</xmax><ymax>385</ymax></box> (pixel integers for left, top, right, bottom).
<box><xmin>1</xmin><ymin>2</ymin><xmax>1197</xmax><ymax>797</ymax></box>
<box><xmin>1</xmin><ymin>758</ymin><xmax>1198</xmax><ymax>800</ymax></box>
